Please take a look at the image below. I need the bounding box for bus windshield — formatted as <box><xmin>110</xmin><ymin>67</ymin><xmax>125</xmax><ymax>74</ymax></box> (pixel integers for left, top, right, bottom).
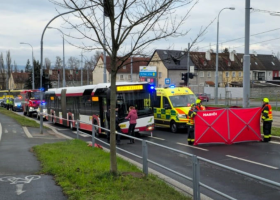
<box><xmin>169</xmin><ymin>94</ymin><xmax>197</xmax><ymax>108</ymax></box>
<box><xmin>115</xmin><ymin>91</ymin><xmax>153</xmax><ymax>118</ymax></box>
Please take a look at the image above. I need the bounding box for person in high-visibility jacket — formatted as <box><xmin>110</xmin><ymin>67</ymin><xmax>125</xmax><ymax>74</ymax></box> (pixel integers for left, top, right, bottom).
<box><xmin>195</xmin><ymin>99</ymin><xmax>206</xmax><ymax>111</ymax></box>
<box><xmin>187</xmin><ymin>103</ymin><xmax>198</xmax><ymax>145</ymax></box>
<box><xmin>262</xmin><ymin>98</ymin><xmax>273</xmax><ymax>142</ymax></box>
<box><xmin>6</xmin><ymin>98</ymin><xmax>10</xmax><ymax>110</ymax></box>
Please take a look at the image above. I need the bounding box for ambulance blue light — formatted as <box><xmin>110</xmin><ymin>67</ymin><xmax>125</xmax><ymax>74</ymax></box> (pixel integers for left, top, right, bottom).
<box><xmin>150</xmin><ymin>86</ymin><xmax>155</xmax><ymax>90</ymax></box>
<box><xmin>170</xmin><ymin>85</ymin><xmax>175</xmax><ymax>88</ymax></box>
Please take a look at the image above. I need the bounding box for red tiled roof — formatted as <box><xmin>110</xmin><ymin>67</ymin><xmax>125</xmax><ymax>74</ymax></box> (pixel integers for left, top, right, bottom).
<box><xmin>12</xmin><ymin>72</ymin><xmax>30</xmax><ymax>83</ymax></box>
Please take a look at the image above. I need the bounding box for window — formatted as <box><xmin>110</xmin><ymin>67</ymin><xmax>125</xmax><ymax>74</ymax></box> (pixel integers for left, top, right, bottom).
<box><xmin>232</xmin><ymin>72</ymin><xmax>236</xmax><ymax>77</ymax></box>
<box><xmin>199</xmin><ymin>71</ymin><xmax>204</xmax><ymax>77</ymax></box>
<box><xmin>199</xmin><ymin>83</ymin><xmax>204</xmax><ymax>86</ymax></box>
<box><xmin>163</xmin><ymin>97</ymin><xmax>171</xmax><ymax>109</ymax></box>
<box><xmin>123</xmin><ymin>65</ymin><xmax>126</xmax><ymax>69</ymax></box>
<box><xmin>159</xmin><ymin>72</ymin><xmax>162</xmax><ymax>78</ymax></box>
<box><xmin>154</xmin><ymin>96</ymin><xmax>161</xmax><ymax>107</ymax></box>
<box><xmin>239</xmin><ymin>72</ymin><xmax>242</xmax><ymax>77</ymax></box>
<box><xmin>128</xmin><ymin>75</ymin><xmax>131</xmax><ymax>80</ymax></box>
<box><xmin>269</xmin><ymin>72</ymin><xmax>271</xmax><ymax>76</ymax></box>
<box><xmin>158</xmin><ymin>84</ymin><xmax>162</xmax><ymax>87</ymax></box>
<box><xmin>120</xmin><ymin>75</ymin><xmax>124</xmax><ymax>80</ymax></box>
<box><xmin>207</xmin><ymin>71</ymin><xmax>211</xmax><ymax>77</ymax></box>
<box><xmin>226</xmin><ymin>72</ymin><xmax>229</xmax><ymax>77</ymax></box>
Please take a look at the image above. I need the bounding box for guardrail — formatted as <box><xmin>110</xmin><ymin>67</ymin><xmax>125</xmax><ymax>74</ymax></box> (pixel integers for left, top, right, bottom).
<box><xmin>38</xmin><ymin>112</ymin><xmax>280</xmax><ymax>200</ymax></box>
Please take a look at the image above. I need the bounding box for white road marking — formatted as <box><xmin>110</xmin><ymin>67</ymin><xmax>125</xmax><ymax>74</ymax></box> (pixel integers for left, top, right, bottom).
<box><xmin>22</xmin><ymin>127</ymin><xmax>33</xmax><ymax>138</ymax></box>
<box><xmin>72</xmin><ymin>131</ymin><xmax>91</xmax><ymax>137</ymax></box>
<box><xmin>270</xmin><ymin>141</ymin><xmax>280</xmax><ymax>145</ymax></box>
<box><xmin>4</xmin><ymin>129</ymin><xmax>8</xmax><ymax>133</ymax></box>
<box><xmin>56</xmin><ymin>129</ymin><xmax>69</xmax><ymax>131</ymax></box>
<box><xmin>148</xmin><ymin>136</ymin><xmax>165</xmax><ymax>140</ymax></box>
<box><xmin>226</xmin><ymin>155</ymin><xmax>279</xmax><ymax>169</ymax></box>
<box><xmin>0</xmin><ymin>123</ymin><xmax>2</xmax><ymax>141</ymax></box>
<box><xmin>16</xmin><ymin>184</ymin><xmax>25</xmax><ymax>195</ymax></box>
<box><xmin>177</xmin><ymin>142</ymin><xmax>209</xmax><ymax>151</ymax></box>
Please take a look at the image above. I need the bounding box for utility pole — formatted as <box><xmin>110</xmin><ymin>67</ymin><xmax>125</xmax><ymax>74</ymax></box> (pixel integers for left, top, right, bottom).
<box><xmin>243</xmin><ymin>0</ymin><xmax>251</xmax><ymax>108</ymax></box>
<box><xmin>130</xmin><ymin>56</ymin><xmax>133</xmax><ymax>82</ymax></box>
<box><xmin>80</xmin><ymin>52</ymin><xmax>83</xmax><ymax>86</ymax></box>
<box><xmin>187</xmin><ymin>43</ymin><xmax>190</xmax><ymax>87</ymax></box>
<box><xmin>103</xmin><ymin>2</ymin><xmax>107</xmax><ymax>83</ymax></box>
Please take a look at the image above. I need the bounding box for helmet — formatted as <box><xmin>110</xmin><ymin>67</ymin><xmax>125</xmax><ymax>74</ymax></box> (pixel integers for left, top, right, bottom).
<box><xmin>196</xmin><ymin>99</ymin><xmax>201</xmax><ymax>104</ymax></box>
<box><xmin>263</xmin><ymin>98</ymin><xmax>269</xmax><ymax>103</ymax></box>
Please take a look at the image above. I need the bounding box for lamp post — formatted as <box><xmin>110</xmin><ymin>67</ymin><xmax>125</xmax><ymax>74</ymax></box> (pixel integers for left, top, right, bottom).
<box><xmin>215</xmin><ymin>7</ymin><xmax>235</xmax><ymax>104</ymax></box>
<box><xmin>47</xmin><ymin>27</ymin><xmax>66</xmax><ymax>87</ymax></box>
<box><xmin>20</xmin><ymin>42</ymin><xmax>34</xmax><ymax>89</ymax></box>
<box><xmin>80</xmin><ymin>51</ymin><xmax>83</xmax><ymax>86</ymax></box>
<box><xmin>39</xmin><ymin>6</ymin><xmax>94</xmax><ymax>134</ymax></box>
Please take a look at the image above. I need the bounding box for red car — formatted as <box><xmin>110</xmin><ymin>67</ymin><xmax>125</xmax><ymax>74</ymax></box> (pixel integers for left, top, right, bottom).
<box><xmin>196</xmin><ymin>93</ymin><xmax>209</xmax><ymax>102</ymax></box>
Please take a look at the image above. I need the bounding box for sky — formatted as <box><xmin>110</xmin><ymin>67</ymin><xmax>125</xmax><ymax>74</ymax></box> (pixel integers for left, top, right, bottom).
<box><xmin>0</xmin><ymin>0</ymin><xmax>280</xmax><ymax>67</ymax></box>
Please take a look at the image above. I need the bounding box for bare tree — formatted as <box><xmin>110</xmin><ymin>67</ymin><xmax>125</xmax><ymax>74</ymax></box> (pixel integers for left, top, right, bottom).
<box><xmin>54</xmin><ymin>56</ymin><xmax>63</xmax><ymax>69</ymax></box>
<box><xmin>45</xmin><ymin>58</ymin><xmax>52</xmax><ymax>70</ymax></box>
<box><xmin>67</xmin><ymin>56</ymin><xmax>79</xmax><ymax>69</ymax></box>
<box><xmin>50</xmin><ymin>0</ymin><xmax>206</xmax><ymax>174</ymax></box>
<box><xmin>6</xmin><ymin>51</ymin><xmax>12</xmax><ymax>88</ymax></box>
<box><xmin>0</xmin><ymin>53</ymin><xmax>5</xmax><ymax>89</ymax></box>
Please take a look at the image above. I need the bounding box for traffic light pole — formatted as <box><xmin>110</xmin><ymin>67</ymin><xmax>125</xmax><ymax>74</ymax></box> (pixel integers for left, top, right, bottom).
<box><xmin>187</xmin><ymin>43</ymin><xmax>190</xmax><ymax>87</ymax></box>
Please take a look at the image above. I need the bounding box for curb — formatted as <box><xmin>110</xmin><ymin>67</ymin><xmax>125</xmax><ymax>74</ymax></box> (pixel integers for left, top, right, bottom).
<box><xmin>12</xmin><ymin>112</ymin><xmax>72</xmax><ymax>140</ymax></box>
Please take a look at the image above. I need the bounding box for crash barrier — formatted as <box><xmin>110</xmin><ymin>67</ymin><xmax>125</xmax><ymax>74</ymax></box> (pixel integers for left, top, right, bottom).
<box><xmin>195</xmin><ymin>107</ymin><xmax>262</xmax><ymax>146</ymax></box>
<box><xmin>37</xmin><ymin>112</ymin><xmax>280</xmax><ymax>200</ymax></box>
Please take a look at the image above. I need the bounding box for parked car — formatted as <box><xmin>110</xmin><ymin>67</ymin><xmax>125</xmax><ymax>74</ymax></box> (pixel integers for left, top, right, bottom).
<box><xmin>195</xmin><ymin>93</ymin><xmax>209</xmax><ymax>102</ymax></box>
<box><xmin>0</xmin><ymin>99</ymin><xmax>5</xmax><ymax>107</ymax></box>
<box><xmin>1</xmin><ymin>98</ymin><xmax>7</xmax><ymax>108</ymax></box>
<box><xmin>11</xmin><ymin>97</ymin><xmax>23</xmax><ymax>112</ymax></box>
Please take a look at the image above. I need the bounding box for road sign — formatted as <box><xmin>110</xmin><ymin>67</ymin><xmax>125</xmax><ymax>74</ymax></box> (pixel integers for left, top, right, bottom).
<box><xmin>139</xmin><ymin>66</ymin><xmax>157</xmax><ymax>77</ymax></box>
<box><xmin>165</xmin><ymin>78</ymin><xmax>170</xmax><ymax>85</ymax></box>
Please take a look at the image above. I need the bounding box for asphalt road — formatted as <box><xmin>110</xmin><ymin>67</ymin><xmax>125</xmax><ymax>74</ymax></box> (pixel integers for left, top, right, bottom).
<box><xmin>16</xmin><ymin>111</ymin><xmax>280</xmax><ymax>199</ymax></box>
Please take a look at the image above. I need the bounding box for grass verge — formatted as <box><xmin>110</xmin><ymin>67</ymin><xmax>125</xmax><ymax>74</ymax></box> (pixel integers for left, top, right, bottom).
<box><xmin>33</xmin><ymin>140</ymin><xmax>191</xmax><ymax>200</ymax></box>
<box><xmin>0</xmin><ymin>107</ymin><xmax>40</xmax><ymax>127</ymax></box>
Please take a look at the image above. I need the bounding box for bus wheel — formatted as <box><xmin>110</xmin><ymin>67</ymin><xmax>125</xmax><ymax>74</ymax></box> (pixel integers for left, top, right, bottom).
<box><xmin>23</xmin><ymin>111</ymin><xmax>27</xmax><ymax>116</ymax></box>
<box><xmin>170</xmin><ymin>121</ymin><xmax>178</xmax><ymax>133</ymax></box>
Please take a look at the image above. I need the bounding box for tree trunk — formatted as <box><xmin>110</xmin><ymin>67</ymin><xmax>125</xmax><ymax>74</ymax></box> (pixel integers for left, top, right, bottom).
<box><xmin>109</xmin><ymin>59</ymin><xmax>118</xmax><ymax>174</ymax></box>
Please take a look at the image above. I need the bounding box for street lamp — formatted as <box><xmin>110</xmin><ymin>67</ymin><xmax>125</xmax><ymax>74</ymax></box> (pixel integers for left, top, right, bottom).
<box><xmin>20</xmin><ymin>42</ymin><xmax>34</xmax><ymax>89</ymax></box>
<box><xmin>215</xmin><ymin>7</ymin><xmax>235</xmax><ymax>104</ymax></box>
<box><xmin>47</xmin><ymin>27</ymin><xmax>66</xmax><ymax>87</ymax></box>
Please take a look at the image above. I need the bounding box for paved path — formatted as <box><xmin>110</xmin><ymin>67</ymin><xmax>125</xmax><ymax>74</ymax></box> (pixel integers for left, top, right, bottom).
<box><xmin>0</xmin><ymin>113</ymin><xmax>68</xmax><ymax>200</ymax></box>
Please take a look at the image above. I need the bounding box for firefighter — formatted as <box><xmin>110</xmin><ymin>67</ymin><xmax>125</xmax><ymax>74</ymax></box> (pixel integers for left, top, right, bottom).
<box><xmin>195</xmin><ymin>99</ymin><xmax>206</xmax><ymax>111</ymax></box>
<box><xmin>187</xmin><ymin>103</ymin><xmax>198</xmax><ymax>145</ymax></box>
<box><xmin>262</xmin><ymin>98</ymin><xmax>273</xmax><ymax>142</ymax></box>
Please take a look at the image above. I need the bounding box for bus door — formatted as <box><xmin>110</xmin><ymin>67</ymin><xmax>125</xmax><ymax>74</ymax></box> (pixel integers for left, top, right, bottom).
<box><xmin>100</xmin><ymin>97</ymin><xmax>108</xmax><ymax>132</ymax></box>
<box><xmin>61</xmin><ymin>89</ymin><xmax>67</xmax><ymax>126</ymax></box>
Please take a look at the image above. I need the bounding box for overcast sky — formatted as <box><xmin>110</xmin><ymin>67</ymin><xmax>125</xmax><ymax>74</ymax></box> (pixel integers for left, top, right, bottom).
<box><xmin>1</xmin><ymin>0</ymin><xmax>280</xmax><ymax>67</ymax></box>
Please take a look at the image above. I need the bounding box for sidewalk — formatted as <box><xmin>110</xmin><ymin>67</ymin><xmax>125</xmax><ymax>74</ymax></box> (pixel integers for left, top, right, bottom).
<box><xmin>0</xmin><ymin>112</ymin><xmax>69</xmax><ymax>200</ymax></box>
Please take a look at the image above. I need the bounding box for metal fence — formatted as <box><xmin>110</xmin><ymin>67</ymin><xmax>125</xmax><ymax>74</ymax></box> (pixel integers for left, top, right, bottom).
<box><xmin>40</xmin><ymin>112</ymin><xmax>280</xmax><ymax>200</ymax></box>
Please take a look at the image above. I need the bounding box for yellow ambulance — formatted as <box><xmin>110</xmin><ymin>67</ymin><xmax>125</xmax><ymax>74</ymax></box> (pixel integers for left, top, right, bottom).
<box><xmin>153</xmin><ymin>86</ymin><xmax>197</xmax><ymax>133</ymax></box>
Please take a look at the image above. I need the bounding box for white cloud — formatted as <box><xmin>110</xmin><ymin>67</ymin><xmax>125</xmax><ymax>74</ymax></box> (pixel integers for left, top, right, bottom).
<box><xmin>1</xmin><ymin>0</ymin><xmax>280</xmax><ymax>66</ymax></box>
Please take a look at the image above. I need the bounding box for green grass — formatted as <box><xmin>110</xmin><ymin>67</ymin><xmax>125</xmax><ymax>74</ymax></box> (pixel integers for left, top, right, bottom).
<box><xmin>33</xmin><ymin>140</ymin><xmax>191</xmax><ymax>200</ymax></box>
<box><xmin>261</xmin><ymin>126</ymin><xmax>280</xmax><ymax>137</ymax></box>
<box><xmin>0</xmin><ymin>107</ymin><xmax>40</xmax><ymax>127</ymax></box>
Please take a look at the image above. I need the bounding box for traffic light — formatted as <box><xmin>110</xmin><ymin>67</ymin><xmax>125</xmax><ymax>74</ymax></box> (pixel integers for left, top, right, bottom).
<box><xmin>181</xmin><ymin>73</ymin><xmax>188</xmax><ymax>85</ymax></box>
<box><xmin>42</xmin><ymin>75</ymin><xmax>50</xmax><ymax>91</ymax></box>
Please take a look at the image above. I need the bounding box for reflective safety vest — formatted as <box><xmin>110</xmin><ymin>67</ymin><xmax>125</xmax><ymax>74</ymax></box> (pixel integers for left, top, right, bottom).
<box><xmin>187</xmin><ymin>110</ymin><xmax>197</xmax><ymax>125</ymax></box>
<box><xmin>196</xmin><ymin>105</ymin><xmax>205</xmax><ymax>111</ymax></box>
<box><xmin>262</xmin><ymin>104</ymin><xmax>273</xmax><ymax>121</ymax></box>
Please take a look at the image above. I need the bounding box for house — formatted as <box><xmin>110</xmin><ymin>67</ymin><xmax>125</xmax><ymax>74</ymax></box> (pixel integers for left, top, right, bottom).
<box><xmin>93</xmin><ymin>55</ymin><xmax>150</xmax><ymax>84</ymax></box>
<box><xmin>148</xmin><ymin>49</ymin><xmax>195</xmax><ymax>87</ymax></box>
<box><xmin>9</xmin><ymin>72</ymin><xmax>30</xmax><ymax>89</ymax></box>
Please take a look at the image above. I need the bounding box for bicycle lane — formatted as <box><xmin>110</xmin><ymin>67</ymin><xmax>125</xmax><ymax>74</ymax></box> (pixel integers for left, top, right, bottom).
<box><xmin>0</xmin><ymin>113</ymin><xmax>68</xmax><ymax>200</ymax></box>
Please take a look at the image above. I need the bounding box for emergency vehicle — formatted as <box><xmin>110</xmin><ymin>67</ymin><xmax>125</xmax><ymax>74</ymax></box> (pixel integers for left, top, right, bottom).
<box><xmin>44</xmin><ymin>82</ymin><xmax>155</xmax><ymax>137</ymax></box>
<box><xmin>153</xmin><ymin>86</ymin><xmax>197</xmax><ymax>133</ymax></box>
<box><xmin>21</xmin><ymin>90</ymin><xmax>46</xmax><ymax>117</ymax></box>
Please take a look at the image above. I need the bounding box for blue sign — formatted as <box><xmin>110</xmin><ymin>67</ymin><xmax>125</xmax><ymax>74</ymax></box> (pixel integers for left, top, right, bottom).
<box><xmin>139</xmin><ymin>72</ymin><xmax>157</xmax><ymax>77</ymax></box>
<box><xmin>165</xmin><ymin>78</ymin><xmax>171</xmax><ymax>85</ymax></box>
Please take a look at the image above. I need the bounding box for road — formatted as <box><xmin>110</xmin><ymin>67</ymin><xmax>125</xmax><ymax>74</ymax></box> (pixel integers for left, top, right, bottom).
<box><xmin>17</xmin><ymin>111</ymin><xmax>280</xmax><ymax>199</ymax></box>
